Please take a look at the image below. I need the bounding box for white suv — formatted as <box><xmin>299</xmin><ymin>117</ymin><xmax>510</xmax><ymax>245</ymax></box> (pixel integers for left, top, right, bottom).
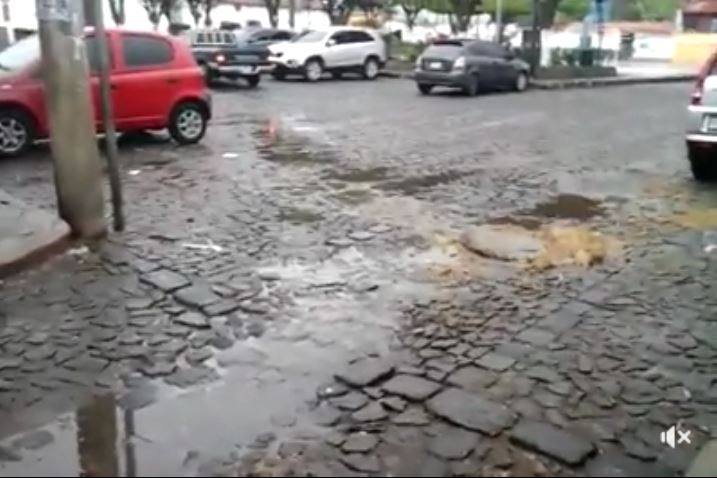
<box><xmin>268</xmin><ymin>27</ymin><xmax>386</xmax><ymax>82</ymax></box>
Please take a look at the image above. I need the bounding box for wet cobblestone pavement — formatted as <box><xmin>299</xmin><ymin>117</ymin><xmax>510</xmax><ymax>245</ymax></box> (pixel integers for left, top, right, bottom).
<box><xmin>0</xmin><ymin>79</ymin><xmax>716</xmax><ymax>476</ymax></box>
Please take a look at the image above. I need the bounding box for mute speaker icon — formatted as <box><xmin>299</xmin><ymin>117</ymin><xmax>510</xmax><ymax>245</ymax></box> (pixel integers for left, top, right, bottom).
<box><xmin>660</xmin><ymin>425</ymin><xmax>676</xmax><ymax>448</ymax></box>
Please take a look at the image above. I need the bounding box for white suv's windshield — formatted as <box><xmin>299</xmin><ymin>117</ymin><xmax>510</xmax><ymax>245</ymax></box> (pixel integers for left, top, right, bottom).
<box><xmin>0</xmin><ymin>35</ymin><xmax>40</xmax><ymax>72</ymax></box>
<box><xmin>292</xmin><ymin>31</ymin><xmax>326</xmax><ymax>43</ymax></box>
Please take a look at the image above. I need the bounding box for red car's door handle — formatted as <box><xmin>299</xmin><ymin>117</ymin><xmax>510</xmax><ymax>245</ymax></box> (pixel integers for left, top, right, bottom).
<box><xmin>166</xmin><ymin>78</ymin><xmax>179</xmax><ymax>84</ymax></box>
<box><xmin>110</xmin><ymin>83</ymin><xmax>118</xmax><ymax>90</ymax></box>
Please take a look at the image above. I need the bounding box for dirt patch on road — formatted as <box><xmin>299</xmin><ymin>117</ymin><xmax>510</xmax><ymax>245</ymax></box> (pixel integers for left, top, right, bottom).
<box><xmin>530</xmin><ymin>225</ymin><xmax>619</xmax><ymax>271</ymax></box>
<box><xmin>673</xmin><ymin>208</ymin><xmax>717</xmax><ymax>229</ymax></box>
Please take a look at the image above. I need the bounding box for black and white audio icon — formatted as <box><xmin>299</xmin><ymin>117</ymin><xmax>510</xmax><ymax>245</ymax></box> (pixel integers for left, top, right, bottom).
<box><xmin>660</xmin><ymin>425</ymin><xmax>692</xmax><ymax>449</ymax></box>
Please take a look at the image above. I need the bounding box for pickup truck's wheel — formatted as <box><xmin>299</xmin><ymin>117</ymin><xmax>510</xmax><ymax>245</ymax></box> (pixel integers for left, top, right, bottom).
<box><xmin>0</xmin><ymin>108</ymin><xmax>34</xmax><ymax>157</ymax></box>
<box><xmin>362</xmin><ymin>57</ymin><xmax>380</xmax><ymax>80</ymax></box>
<box><xmin>303</xmin><ymin>59</ymin><xmax>323</xmax><ymax>82</ymax></box>
<box><xmin>246</xmin><ymin>75</ymin><xmax>261</xmax><ymax>88</ymax></box>
<box><xmin>169</xmin><ymin>102</ymin><xmax>207</xmax><ymax>145</ymax></box>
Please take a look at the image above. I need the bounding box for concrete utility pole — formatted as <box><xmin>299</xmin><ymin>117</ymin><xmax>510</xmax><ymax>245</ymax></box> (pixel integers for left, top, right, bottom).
<box><xmin>84</xmin><ymin>0</ymin><xmax>124</xmax><ymax>231</ymax></box>
<box><xmin>36</xmin><ymin>0</ymin><xmax>106</xmax><ymax>238</ymax></box>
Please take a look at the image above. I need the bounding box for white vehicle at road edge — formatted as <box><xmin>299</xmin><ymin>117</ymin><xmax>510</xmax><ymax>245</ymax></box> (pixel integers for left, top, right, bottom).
<box><xmin>268</xmin><ymin>27</ymin><xmax>386</xmax><ymax>82</ymax></box>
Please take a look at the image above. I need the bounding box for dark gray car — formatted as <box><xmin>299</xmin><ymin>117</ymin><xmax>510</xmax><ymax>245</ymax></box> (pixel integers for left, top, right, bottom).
<box><xmin>414</xmin><ymin>39</ymin><xmax>530</xmax><ymax>96</ymax></box>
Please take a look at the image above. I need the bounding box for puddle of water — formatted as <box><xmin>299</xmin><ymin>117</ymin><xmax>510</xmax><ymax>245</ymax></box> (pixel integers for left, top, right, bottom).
<box><xmin>525</xmin><ymin>194</ymin><xmax>605</xmax><ymax>220</ymax></box>
<box><xmin>330</xmin><ymin>187</ymin><xmax>376</xmax><ymax>206</ymax></box>
<box><xmin>279</xmin><ymin>207</ymin><xmax>324</xmax><ymax>224</ymax></box>
<box><xmin>485</xmin><ymin>216</ymin><xmax>543</xmax><ymax>231</ymax></box>
<box><xmin>322</xmin><ymin>167</ymin><xmax>391</xmax><ymax>183</ymax></box>
<box><xmin>376</xmin><ymin>170</ymin><xmax>474</xmax><ymax>196</ymax></box>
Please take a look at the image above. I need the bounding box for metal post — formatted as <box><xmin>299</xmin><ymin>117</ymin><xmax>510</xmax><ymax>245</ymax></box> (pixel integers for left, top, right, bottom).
<box><xmin>495</xmin><ymin>0</ymin><xmax>502</xmax><ymax>44</ymax></box>
<box><xmin>289</xmin><ymin>0</ymin><xmax>296</xmax><ymax>29</ymax></box>
<box><xmin>85</xmin><ymin>0</ymin><xmax>124</xmax><ymax>231</ymax></box>
<box><xmin>36</xmin><ymin>0</ymin><xmax>106</xmax><ymax>238</ymax></box>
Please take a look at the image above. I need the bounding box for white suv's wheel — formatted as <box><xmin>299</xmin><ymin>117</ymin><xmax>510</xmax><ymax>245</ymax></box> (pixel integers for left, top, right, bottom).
<box><xmin>303</xmin><ymin>59</ymin><xmax>323</xmax><ymax>82</ymax></box>
<box><xmin>363</xmin><ymin>57</ymin><xmax>380</xmax><ymax>80</ymax></box>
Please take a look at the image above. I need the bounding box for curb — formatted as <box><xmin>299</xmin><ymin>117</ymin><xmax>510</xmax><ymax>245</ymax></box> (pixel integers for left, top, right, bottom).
<box><xmin>381</xmin><ymin>70</ymin><xmax>696</xmax><ymax>88</ymax></box>
<box><xmin>0</xmin><ymin>190</ymin><xmax>72</xmax><ymax>278</ymax></box>
<box><xmin>530</xmin><ymin>73</ymin><xmax>696</xmax><ymax>89</ymax></box>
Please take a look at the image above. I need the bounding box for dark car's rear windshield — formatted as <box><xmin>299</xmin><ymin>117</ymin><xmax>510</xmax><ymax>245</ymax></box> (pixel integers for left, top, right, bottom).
<box><xmin>423</xmin><ymin>43</ymin><xmax>465</xmax><ymax>57</ymax></box>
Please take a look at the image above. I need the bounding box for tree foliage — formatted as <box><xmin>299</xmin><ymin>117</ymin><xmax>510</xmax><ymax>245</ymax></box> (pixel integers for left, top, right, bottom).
<box><xmin>263</xmin><ymin>0</ymin><xmax>281</xmax><ymax>27</ymax></box>
<box><xmin>108</xmin><ymin>0</ymin><xmax>126</xmax><ymax>25</ymax></box>
<box><xmin>557</xmin><ymin>0</ymin><xmax>590</xmax><ymax>21</ymax></box>
<box><xmin>481</xmin><ymin>0</ymin><xmax>531</xmax><ymax>21</ymax></box>
<box><xmin>139</xmin><ymin>0</ymin><xmax>179</xmax><ymax>29</ymax></box>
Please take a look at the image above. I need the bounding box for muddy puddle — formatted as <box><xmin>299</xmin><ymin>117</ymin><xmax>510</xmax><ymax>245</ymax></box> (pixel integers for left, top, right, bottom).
<box><xmin>322</xmin><ymin>167</ymin><xmax>391</xmax><ymax>183</ymax></box>
<box><xmin>376</xmin><ymin>170</ymin><xmax>475</xmax><ymax>196</ymax></box>
<box><xmin>524</xmin><ymin>193</ymin><xmax>605</xmax><ymax>220</ymax></box>
<box><xmin>673</xmin><ymin>208</ymin><xmax>717</xmax><ymax>229</ymax></box>
<box><xmin>252</xmin><ymin>118</ymin><xmax>337</xmax><ymax>166</ymax></box>
<box><xmin>279</xmin><ymin>207</ymin><xmax>324</xmax><ymax>224</ymax></box>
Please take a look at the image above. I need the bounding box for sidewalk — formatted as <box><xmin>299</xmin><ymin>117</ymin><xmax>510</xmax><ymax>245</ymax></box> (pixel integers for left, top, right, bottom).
<box><xmin>0</xmin><ymin>189</ymin><xmax>70</xmax><ymax>276</ymax></box>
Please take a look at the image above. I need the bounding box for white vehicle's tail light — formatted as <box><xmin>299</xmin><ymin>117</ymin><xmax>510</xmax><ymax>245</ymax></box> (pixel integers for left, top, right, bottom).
<box><xmin>453</xmin><ymin>56</ymin><xmax>466</xmax><ymax>71</ymax></box>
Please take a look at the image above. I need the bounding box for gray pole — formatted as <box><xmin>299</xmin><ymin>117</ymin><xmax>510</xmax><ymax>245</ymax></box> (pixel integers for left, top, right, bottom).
<box><xmin>495</xmin><ymin>0</ymin><xmax>502</xmax><ymax>44</ymax></box>
<box><xmin>85</xmin><ymin>0</ymin><xmax>124</xmax><ymax>231</ymax></box>
<box><xmin>289</xmin><ymin>0</ymin><xmax>296</xmax><ymax>28</ymax></box>
<box><xmin>36</xmin><ymin>0</ymin><xmax>106</xmax><ymax>238</ymax></box>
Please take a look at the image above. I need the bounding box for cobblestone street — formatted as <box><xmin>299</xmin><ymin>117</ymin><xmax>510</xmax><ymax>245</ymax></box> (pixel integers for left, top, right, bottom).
<box><xmin>0</xmin><ymin>78</ymin><xmax>716</xmax><ymax>476</ymax></box>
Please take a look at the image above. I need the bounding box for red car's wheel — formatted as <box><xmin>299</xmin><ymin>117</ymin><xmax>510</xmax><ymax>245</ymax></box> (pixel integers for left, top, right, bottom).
<box><xmin>0</xmin><ymin>108</ymin><xmax>34</xmax><ymax>157</ymax></box>
<box><xmin>169</xmin><ymin>102</ymin><xmax>207</xmax><ymax>145</ymax></box>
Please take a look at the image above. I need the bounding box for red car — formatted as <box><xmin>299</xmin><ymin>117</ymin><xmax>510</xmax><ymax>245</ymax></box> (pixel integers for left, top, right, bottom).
<box><xmin>0</xmin><ymin>29</ymin><xmax>211</xmax><ymax>157</ymax></box>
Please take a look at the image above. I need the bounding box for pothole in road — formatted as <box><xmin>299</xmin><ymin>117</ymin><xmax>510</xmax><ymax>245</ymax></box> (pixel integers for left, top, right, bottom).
<box><xmin>460</xmin><ymin>223</ymin><xmax>621</xmax><ymax>271</ymax></box>
<box><xmin>322</xmin><ymin>167</ymin><xmax>391</xmax><ymax>183</ymax></box>
<box><xmin>524</xmin><ymin>194</ymin><xmax>605</xmax><ymax>221</ymax></box>
<box><xmin>375</xmin><ymin>170</ymin><xmax>475</xmax><ymax>196</ymax></box>
<box><xmin>279</xmin><ymin>207</ymin><xmax>324</xmax><ymax>224</ymax></box>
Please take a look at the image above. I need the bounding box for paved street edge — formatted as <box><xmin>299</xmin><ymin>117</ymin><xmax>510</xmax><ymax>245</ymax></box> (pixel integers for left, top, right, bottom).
<box><xmin>380</xmin><ymin>70</ymin><xmax>697</xmax><ymax>89</ymax></box>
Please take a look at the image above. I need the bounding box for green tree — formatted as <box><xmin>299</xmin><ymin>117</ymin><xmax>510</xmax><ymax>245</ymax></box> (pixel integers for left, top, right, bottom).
<box><xmin>481</xmin><ymin>0</ymin><xmax>531</xmax><ymax>21</ymax></box>
<box><xmin>557</xmin><ymin>0</ymin><xmax>590</xmax><ymax>21</ymax></box>
<box><xmin>393</xmin><ymin>0</ymin><xmax>430</xmax><ymax>29</ymax></box>
<box><xmin>140</xmin><ymin>0</ymin><xmax>178</xmax><ymax>30</ymax></box>
<box><xmin>638</xmin><ymin>0</ymin><xmax>679</xmax><ymax>21</ymax></box>
<box><xmin>263</xmin><ymin>0</ymin><xmax>280</xmax><ymax>26</ymax></box>
<box><xmin>108</xmin><ymin>0</ymin><xmax>126</xmax><ymax>25</ymax></box>
<box><xmin>447</xmin><ymin>0</ymin><xmax>482</xmax><ymax>33</ymax></box>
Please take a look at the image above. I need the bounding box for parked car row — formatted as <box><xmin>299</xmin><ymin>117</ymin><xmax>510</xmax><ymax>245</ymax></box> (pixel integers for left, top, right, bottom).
<box><xmin>0</xmin><ymin>26</ymin><xmax>533</xmax><ymax>158</ymax></box>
